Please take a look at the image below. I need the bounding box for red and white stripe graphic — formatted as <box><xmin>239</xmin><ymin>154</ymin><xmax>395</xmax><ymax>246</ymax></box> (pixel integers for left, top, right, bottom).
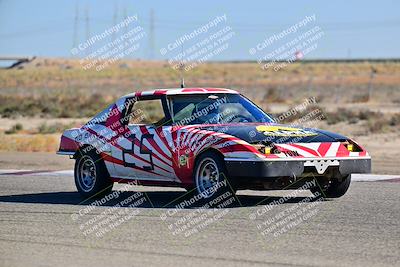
<box><xmin>272</xmin><ymin>142</ymin><xmax>368</xmax><ymax>159</ymax></box>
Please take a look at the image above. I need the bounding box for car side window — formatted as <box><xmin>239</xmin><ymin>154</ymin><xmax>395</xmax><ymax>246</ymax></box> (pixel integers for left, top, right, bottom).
<box><xmin>173</xmin><ymin>103</ymin><xmax>195</xmax><ymax>124</ymax></box>
<box><xmin>127</xmin><ymin>99</ymin><xmax>166</xmax><ymax>126</ymax></box>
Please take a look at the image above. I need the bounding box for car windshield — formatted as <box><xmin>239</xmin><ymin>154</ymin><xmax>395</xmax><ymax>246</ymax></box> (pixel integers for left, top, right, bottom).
<box><xmin>169</xmin><ymin>94</ymin><xmax>274</xmax><ymax>125</ymax></box>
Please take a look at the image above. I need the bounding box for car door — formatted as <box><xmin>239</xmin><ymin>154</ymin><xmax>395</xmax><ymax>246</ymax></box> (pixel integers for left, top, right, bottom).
<box><xmin>111</xmin><ymin>96</ymin><xmax>177</xmax><ymax>181</ymax></box>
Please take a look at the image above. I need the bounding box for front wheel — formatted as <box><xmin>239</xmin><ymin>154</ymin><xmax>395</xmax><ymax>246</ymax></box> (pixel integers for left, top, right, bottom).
<box><xmin>74</xmin><ymin>149</ymin><xmax>113</xmax><ymax>198</ymax></box>
<box><xmin>311</xmin><ymin>175</ymin><xmax>351</xmax><ymax>198</ymax></box>
<box><xmin>193</xmin><ymin>151</ymin><xmax>235</xmax><ymax>200</ymax></box>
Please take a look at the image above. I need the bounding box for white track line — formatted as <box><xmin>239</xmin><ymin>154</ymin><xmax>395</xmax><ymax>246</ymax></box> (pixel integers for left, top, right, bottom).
<box><xmin>351</xmin><ymin>174</ymin><xmax>400</xmax><ymax>182</ymax></box>
<box><xmin>0</xmin><ymin>169</ymin><xmax>73</xmax><ymax>176</ymax></box>
<box><xmin>32</xmin><ymin>170</ymin><xmax>74</xmax><ymax>176</ymax></box>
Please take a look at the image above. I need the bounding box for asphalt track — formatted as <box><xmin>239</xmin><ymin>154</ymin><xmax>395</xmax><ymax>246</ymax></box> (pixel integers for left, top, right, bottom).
<box><xmin>0</xmin><ymin>170</ymin><xmax>399</xmax><ymax>267</ymax></box>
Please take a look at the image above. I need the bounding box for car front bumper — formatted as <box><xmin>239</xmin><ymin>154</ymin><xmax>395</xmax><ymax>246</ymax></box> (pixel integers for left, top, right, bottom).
<box><xmin>224</xmin><ymin>157</ymin><xmax>371</xmax><ymax>178</ymax></box>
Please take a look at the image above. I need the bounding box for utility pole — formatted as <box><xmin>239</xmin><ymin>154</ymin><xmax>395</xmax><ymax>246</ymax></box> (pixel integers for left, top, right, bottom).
<box><xmin>72</xmin><ymin>2</ymin><xmax>79</xmax><ymax>57</ymax></box>
<box><xmin>149</xmin><ymin>8</ymin><xmax>155</xmax><ymax>60</ymax></box>
<box><xmin>85</xmin><ymin>5</ymin><xmax>90</xmax><ymax>57</ymax></box>
<box><xmin>112</xmin><ymin>3</ymin><xmax>118</xmax><ymax>43</ymax></box>
<box><xmin>368</xmin><ymin>67</ymin><xmax>377</xmax><ymax>101</ymax></box>
<box><xmin>347</xmin><ymin>48</ymin><xmax>352</xmax><ymax>60</ymax></box>
<box><xmin>123</xmin><ymin>6</ymin><xmax>128</xmax><ymax>58</ymax></box>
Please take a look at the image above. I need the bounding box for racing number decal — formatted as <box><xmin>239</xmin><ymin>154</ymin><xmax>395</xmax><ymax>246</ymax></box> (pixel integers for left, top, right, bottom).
<box><xmin>122</xmin><ymin>133</ymin><xmax>154</xmax><ymax>171</ymax></box>
<box><xmin>139</xmin><ymin>134</ymin><xmax>155</xmax><ymax>171</ymax></box>
<box><xmin>256</xmin><ymin>125</ymin><xmax>317</xmax><ymax>137</ymax></box>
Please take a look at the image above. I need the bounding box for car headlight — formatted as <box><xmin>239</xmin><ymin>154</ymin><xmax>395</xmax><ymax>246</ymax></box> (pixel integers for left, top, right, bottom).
<box><xmin>252</xmin><ymin>144</ymin><xmax>275</xmax><ymax>155</ymax></box>
<box><xmin>341</xmin><ymin>140</ymin><xmax>362</xmax><ymax>152</ymax></box>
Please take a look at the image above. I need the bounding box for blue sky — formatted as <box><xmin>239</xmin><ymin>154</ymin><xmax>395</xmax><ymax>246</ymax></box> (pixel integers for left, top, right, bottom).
<box><xmin>0</xmin><ymin>0</ymin><xmax>399</xmax><ymax>60</ymax></box>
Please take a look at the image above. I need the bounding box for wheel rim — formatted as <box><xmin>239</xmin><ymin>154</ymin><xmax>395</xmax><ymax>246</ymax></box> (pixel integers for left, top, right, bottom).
<box><xmin>78</xmin><ymin>156</ymin><xmax>97</xmax><ymax>192</ymax></box>
<box><xmin>195</xmin><ymin>158</ymin><xmax>220</xmax><ymax>198</ymax></box>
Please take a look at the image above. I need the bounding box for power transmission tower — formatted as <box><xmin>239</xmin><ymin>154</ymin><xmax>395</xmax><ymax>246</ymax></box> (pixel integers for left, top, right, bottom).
<box><xmin>149</xmin><ymin>8</ymin><xmax>155</xmax><ymax>60</ymax></box>
<box><xmin>347</xmin><ymin>48</ymin><xmax>352</xmax><ymax>59</ymax></box>
<box><xmin>123</xmin><ymin>5</ymin><xmax>128</xmax><ymax>58</ymax></box>
<box><xmin>368</xmin><ymin>67</ymin><xmax>377</xmax><ymax>101</ymax></box>
<box><xmin>112</xmin><ymin>3</ymin><xmax>118</xmax><ymax>43</ymax></box>
<box><xmin>72</xmin><ymin>2</ymin><xmax>79</xmax><ymax>57</ymax></box>
<box><xmin>123</xmin><ymin>6</ymin><xmax>128</xmax><ymax>35</ymax></box>
<box><xmin>85</xmin><ymin>5</ymin><xmax>91</xmax><ymax>57</ymax></box>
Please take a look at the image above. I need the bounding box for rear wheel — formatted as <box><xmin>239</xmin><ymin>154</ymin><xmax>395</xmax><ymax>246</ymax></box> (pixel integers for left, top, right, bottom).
<box><xmin>74</xmin><ymin>149</ymin><xmax>113</xmax><ymax>198</ymax></box>
<box><xmin>311</xmin><ymin>174</ymin><xmax>351</xmax><ymax>198</ymax></box>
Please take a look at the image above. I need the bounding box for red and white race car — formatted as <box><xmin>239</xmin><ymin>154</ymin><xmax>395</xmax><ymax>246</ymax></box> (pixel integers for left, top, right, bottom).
<box><xmin>57</xmin><ymin>88</ymin><xmax>371</xmax><ymax>199</ymax></box>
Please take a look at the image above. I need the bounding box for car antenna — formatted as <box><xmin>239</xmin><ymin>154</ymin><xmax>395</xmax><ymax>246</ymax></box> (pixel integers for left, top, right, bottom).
<box><xmin>180</xmin><ymin>44</ymin><xmax>185</xmax><ymax>88</ymax></box>
<box><xmin>180</xmin><ymin>77</ymin><xmax>185</xmax><ymax>88</ymax></box>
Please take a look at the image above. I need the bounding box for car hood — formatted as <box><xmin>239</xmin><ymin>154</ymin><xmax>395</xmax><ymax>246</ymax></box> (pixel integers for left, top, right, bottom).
<box><xmin>196</xmin><ymin>123</ymin><xmax>349</xmax><ymax>144</ymax></box>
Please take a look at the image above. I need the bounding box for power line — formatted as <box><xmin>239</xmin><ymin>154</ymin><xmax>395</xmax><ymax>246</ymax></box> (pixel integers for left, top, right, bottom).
<box><xmin>2</xmin><ymin>16</ymin><xmax>400</xmax><ymax>39</ymax></box>
<box><xmin>122</xmin><ymin>5</ymin><xmax>128</xmax><ymax>59</ymax></box>
<box><xmin>85</xmin><ymin>4</ymin><xmax>90</xmax><ymax>56</ymax></box>
<box><xmin>72</xmin><ymin>2</ymin><xmax>79</xmax><ymax>55</ymax></box>
<box><xmin>149</xmin><ymin>8</ymin><xmax>155</xmax><ymax>59</ymax></box>
<box><xmin>111</xmin><ymin>2</ymin><xmax>118</xmax><ymax>43</ymax></box>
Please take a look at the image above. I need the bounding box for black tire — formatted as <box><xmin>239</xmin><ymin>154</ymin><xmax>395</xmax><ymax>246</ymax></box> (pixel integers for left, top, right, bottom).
<box><xmin>193</xmin><ymin>151</ymin><xmax>235</xmax><ymax>202</ymax></box>
<box><xmin>311</xmin><ymin>175</ymin><xmax>351</xmax><ymax>198</ymax></box>
<box><xmin>74</xmin><ymin>149</ymin><xmax>113</xmax><ymax>198</ymax></box>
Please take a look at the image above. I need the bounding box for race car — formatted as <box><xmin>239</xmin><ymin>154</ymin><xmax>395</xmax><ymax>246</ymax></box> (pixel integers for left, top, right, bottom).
<box><xmin>57</xmin><ymin>88</ymin><xmax>371</xmax><ymax>199</ymax></box>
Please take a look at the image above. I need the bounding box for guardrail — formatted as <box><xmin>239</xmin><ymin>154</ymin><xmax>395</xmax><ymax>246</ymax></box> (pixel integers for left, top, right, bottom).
<box><xmin>0</xmin><ymin>56</ymin><xmax>36</xmax><ymax>69</ymax></box>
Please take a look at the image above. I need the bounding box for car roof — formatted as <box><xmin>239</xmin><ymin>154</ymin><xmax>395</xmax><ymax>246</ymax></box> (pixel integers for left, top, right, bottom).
<box><xmin>123</xmin><ymin>88</ymin><xmax>239</xmax><ymax>98</ymax></box>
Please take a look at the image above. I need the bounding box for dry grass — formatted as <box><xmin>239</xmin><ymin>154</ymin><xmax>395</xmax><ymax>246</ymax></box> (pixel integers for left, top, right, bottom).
<box><xmin>1</xmin><ymin>58</ymin><xmax>400</xmax><ymax>119</ymax></box>
<box><xmin>1</xmin><ymin>58</ymin><xmax>400</xmax><ymax>153</ymax></box>
<box><xmin>0</xmin><ymin>93</ymin><xmax>110</xmax><ymax>118</ymax></box>
<box><xmin>1</xmin><ymin>58</ymin><xmax>399</xmax><ymax>100</ymax></box>
<box><xmin>0</xmin><ymin>133</ymin><xmax>59</xmax><ymax>152</ymax></box>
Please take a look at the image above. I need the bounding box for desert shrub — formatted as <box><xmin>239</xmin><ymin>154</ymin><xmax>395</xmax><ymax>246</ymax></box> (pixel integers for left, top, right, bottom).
<box><xmin>389</xmin><ymin>113</ymin><xmax>400</xmax><ymax>126</ymax></box>
<box><xmin>37</xmin><ymin>122</ymin><xmax>75</xmax><ymax>134</ymax></box>
<box><xmin>348</xmin><ymin>117</ymin><xmax>359</xmax><ymax>124</ymax></box>
<box><xmin>272</xmin><ymin>104</ymin><xmax>323</xmax><ymax>123</ymax></box>
<box><xmin>5</xmin><ymin>123</ymin><xmax>23</xmax><ymax>134</ymax></box>
<box><xmin>325</xmin><ymin>108</ymin><xmax>357</xmax><ymax>125</ymax></box>
<box><xmin>352</xmin><ymin>94</ymin><xmax>370</xmax><ymax>103</ymax></box>
<box><xmin>263</xmin><ymin>87</ymin><xmax>285</xmax><ymax>103</ymax></box>
<box><xmin>0</xmin><ymin>93</ymin><xmax>112</xmax><ymax>118</ymax></box>
<box><xmin>363</xmin><ymin>112</ymin><xmax>400</xmax><ymax>133</ymax></box>
<box><xmin>367</xmin><ymin>117</ymin><xmax>388</xmax><ymax>133</ymax></box>
<box><xmin>358</xmin><ymin>110</ymin><xmax>375</xmax><ymax>120</ymax></box>
<box><xmin>324</xmin><ymin>109</ymin><xmax>383</xmax><ymax>125</ymax></box>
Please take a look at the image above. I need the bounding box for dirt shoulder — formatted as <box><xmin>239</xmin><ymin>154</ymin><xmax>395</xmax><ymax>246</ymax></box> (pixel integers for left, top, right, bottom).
<box><xmin>0</xmin><ymin>152</ymin><xmax>73</xmax><ymax>171</ymax></box>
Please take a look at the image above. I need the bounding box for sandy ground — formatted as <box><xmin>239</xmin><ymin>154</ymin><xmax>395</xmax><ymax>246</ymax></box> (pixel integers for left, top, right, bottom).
<box><xmin>0</xmin><ymin>117</ymin><xmax>88</xmax><ymax>131</ymax></box>
<box><xmin>350</xmin><ymin>133</ymin><xmax>400</xmax><ymax>174</ymax></box>
<box><xmin>0</xmin><ymin>152</ymin><xmax>73</xmax><ymax>171</ymax></box>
